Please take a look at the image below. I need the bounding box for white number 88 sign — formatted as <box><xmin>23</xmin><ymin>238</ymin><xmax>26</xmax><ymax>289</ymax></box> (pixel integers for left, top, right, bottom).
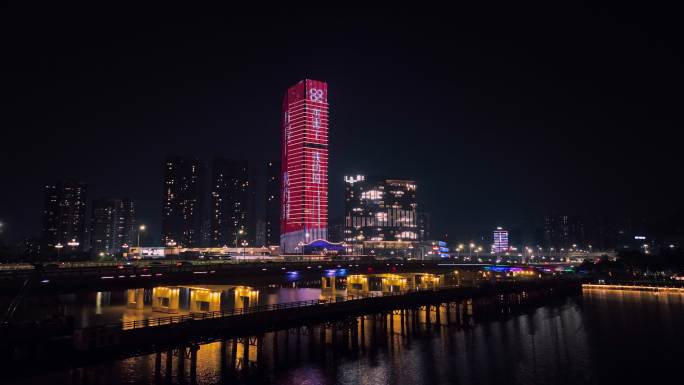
<box><xmin>309</xmin><ymin>88</ymin><xmax>324</xmax><ymax>102</ymax></box>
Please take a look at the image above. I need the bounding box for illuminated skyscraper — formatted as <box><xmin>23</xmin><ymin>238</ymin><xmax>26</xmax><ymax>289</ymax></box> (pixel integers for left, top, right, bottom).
<box><xmin>280</xmin><ymin>79</ymin><xmax>329</xmax><ymax>253</ymax></box>
<box><xmin>493</xmin><ymin>226</ymin><xmax>509</xmax><ymax>253</ymax></box>
<box><xmin>344</xmin><ymin>175</ymin><xmax>418</xmax><ymax>243</ymax></box>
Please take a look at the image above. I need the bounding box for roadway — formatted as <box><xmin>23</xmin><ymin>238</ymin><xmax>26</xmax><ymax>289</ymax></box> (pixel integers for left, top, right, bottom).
<box><xmin>0</xmin><ymin>258</ymin><xmax>578</xmax><ymax>293</ymax></box>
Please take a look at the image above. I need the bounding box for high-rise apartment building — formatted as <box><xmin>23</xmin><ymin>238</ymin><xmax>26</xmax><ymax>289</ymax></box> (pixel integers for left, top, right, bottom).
<box><xmin>210</xmin><ymin>158</ymin><xmax>254</xmax><ymax>247</ymax></box>
<box><xmin>41</xmin><ymin>180</ymin><xmax>88</xmax><ymax>254</ymax></box>
<box><xmin>90</xmin><ymin>198</ymin><xmax>135</xmax><ymax>255</ymax></box>
<box><xmin>162</xmin><ymin>156</ymin><xmax>202</xmax><ymax>247</ymax></box>
<box><xmin>265</xmin><ymin>160</ymin><xmax>281</xmax><ymax>246</ymax></box>
<box><xmin>543</xmin><ymin>215</ymin><xmax>585</xmax><ymax>249</ymax></box>
<box><xmin>280</xmin><ymin>79</ymin><xmax>329</xmax><ymax>252</ymax></box>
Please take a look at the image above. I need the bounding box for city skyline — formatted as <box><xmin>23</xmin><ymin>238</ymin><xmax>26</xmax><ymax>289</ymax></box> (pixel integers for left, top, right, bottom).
<box><xmin>2</xmin><ymin>4</ymin><xmax>683</xmax><ymax>248</ymax></box>
<box><xmin>2</xmin><ymin>5</ymin><xmax>684</xmax><ymax>384</ymax></box>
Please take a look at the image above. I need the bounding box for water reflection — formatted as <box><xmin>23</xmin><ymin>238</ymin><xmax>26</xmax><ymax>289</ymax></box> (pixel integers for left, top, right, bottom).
<box><xmin>11</xmin><ymin>287</ymin><xmax>684</xmax><ymax>385</ymax></box>
<box><xmin>20</xmin><ymin>290</ymin><xmax>579</xmax><ymax>385</ymax></box>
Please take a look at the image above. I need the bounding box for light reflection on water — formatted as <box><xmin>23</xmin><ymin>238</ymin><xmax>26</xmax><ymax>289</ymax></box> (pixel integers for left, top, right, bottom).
<box><xmin>11</xmin><ymin>288</ymin><xmax>684</xmax><ymax>385</ymax></box>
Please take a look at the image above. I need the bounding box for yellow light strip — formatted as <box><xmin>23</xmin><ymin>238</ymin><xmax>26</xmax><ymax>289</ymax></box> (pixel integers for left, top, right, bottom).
<box><xmin>582</xmin><ymin>284</ymin><xmax>684</xmax><ymax>292</ymax></box>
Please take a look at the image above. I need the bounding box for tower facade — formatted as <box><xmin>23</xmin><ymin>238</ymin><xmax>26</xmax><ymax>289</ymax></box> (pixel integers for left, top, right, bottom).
<box><xmin>280</xmin><ymin>79</ymin><xmax>329</xmax><ymax>253</ymax></box>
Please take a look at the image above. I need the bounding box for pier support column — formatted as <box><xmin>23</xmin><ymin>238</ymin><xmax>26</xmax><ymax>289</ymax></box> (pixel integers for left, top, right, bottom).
<box><xmin>220</xmin><ymin>340</ymin><xmax>227</xmax><ymax>380</ymax></box>
<box><xmin>456</xmin><ymin>301</ymin><xmax>462</xmax><ymax>325</ymax></box>
<box><xmin>177</xmin><ymin>347</ymin><xmax>186</xmax><ymax>380</ymax></box>
<box><xmin>256</xmin><ymin>335</ymin><xmax>264</xmax><ymax>371</ymax></box>
<box><xmin>272</xmin><ymin>331</ymin><xmax>279</xmax><ymax>369</ymax></box>
<box><xmin>425</xmin><ymin>306</ymin><xmax>431</xmax><ymax>328</ymax></box>
<box><xmin>342</xmin><ymin>323</ymin><xmax>350</xmax><ymax>350</ymax></box>
<box><xmin>231</xmin><ymin>338</ymin><xmax>238</xmax><ymax>373</ymax></box>
<box><xmin>154</xmin><ymin>351</ymin><xmax>162</xmax><ymax>383</ymax></box>
<box><xmin>189</xmin><ymin>344</ymin><xmax>198</xmax><ymax>385</ymax></box>
<box><xmin>360</xmin><ymin>316</ymin><xmax>365</xmax><ymax>350</ymax></box>
<box><xmin>351</xmin><ymin>319</ymin><xmax>359</xmax><ymax>351</ymax></box>
<box><xmin>126</xmin><ymin>288</ymin><xmax>145</xmax><ymax>310</ymax></box>
<box><xmin>400</xmin><ymin>309</ymin><xmax>405</xmax><ymax>336</ymax></box>
<box><xmin>165</xmin><ymin>349</ymin><xmax>173</xmax><ymax>381</ymax></box>
<box><xmin>320</xmin><ymin>324</ymin><xmax>326</xmax><ymax>345</ymax></box>
<box><xmin>242</xmin><ymin>338</ymin><xmax>250</xmax><ymax>374</ymax></box>
<box><xmin>332</xmin><ymin>324</ymin><xmax>338</xmax><ymax>346</ymax></box>
<box><xmin>308</xmin><ymin>326</ymin><xmax>315</xmax><ymax>357</ymax></box>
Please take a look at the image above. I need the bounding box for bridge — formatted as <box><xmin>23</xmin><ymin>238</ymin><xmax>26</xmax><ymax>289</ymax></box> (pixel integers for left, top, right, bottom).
<box><xmin>0</xmin><ymin>259</ymin><xmax>580</xmax><ymax>292</ymax></box>
<box><xmin>1</xmin><ymin>278</ymin><xmax>580</xmax><ymax>378</ymax></box>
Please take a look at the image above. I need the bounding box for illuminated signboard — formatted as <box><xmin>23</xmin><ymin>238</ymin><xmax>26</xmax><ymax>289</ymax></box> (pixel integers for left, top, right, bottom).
<box><xmin>280</xmin><ymin>80</ymin><xmax>329</xmax><ymax>253</ymax></box>
<box><xmin>141</xmin><ymin>247</ymin><xmax>166</xmax><ymax>257</ymax></box>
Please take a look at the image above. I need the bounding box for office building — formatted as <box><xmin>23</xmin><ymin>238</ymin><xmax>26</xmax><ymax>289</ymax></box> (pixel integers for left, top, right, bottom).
<box><xmin>344</xmin><ymin>175</ymin><xmax>418</xmax><ymax>243</ymax></box>
<box><xmin>493</xmin><ymin>226</ymin><xmax>509</xmax><ymax>253</ymax></box>
<box><xmin>280</xmin><ymin>79</ymin><xmax>329</xmax><ymax>252</ymax></box>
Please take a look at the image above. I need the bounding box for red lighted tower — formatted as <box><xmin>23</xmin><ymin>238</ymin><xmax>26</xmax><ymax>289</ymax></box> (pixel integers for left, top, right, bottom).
<box><xmin>280</xmin><ymin>79</ymin><xmax>329</xmax><ymax>253</ymax></box>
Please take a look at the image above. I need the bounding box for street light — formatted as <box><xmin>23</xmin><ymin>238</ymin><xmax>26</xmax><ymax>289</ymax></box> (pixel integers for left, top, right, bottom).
<box><xmin>235</xmin><ymin>229</ymin><xmax>244</xmax><ymax>261</ymax></box>
<box><xmin>55</xmin><ymin>243</ymin><xmax>64</xmax><ymax>259</ymax></box>
<box><xmin>241</xmin><ymin>240</ymin><xmax>248</xmax><ymax>261</ymax></box>
<box><xmin>297</xmin><ymin>241</ymin><xmax>304</xmax><ymax>258</ymax></box>
<box><xmin>138</xmin><ymin>224</ymin><xmax>146</xmax><ymax>247</ymax></box>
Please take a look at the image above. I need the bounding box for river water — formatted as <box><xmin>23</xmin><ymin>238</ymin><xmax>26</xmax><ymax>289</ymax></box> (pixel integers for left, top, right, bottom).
<box><xmin>8</xmin><ymin>274</ymin><xmax>684</xmax><ymax>385</ymax></box>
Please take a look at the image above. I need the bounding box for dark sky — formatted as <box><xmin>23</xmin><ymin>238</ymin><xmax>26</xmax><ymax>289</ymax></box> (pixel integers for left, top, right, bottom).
<box><xmin>1</xmin><ymin>3</ymin><xmax>683</xmax><ymax>244</ymax></box>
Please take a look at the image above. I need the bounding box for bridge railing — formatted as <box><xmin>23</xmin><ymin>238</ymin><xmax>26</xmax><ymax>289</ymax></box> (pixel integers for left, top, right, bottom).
<box><xmin>115</xmin><ymin>284</ymin><xmax>467</xmax><ymax>331</ymax></box>
<box><xmin>119</xmin><ymin>299</ymin><xmax>333</xmax><ymax>330</ymax></box>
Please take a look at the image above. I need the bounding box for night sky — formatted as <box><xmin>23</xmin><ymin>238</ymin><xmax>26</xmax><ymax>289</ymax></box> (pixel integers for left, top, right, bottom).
<box><xmin>2</xmin><ymin>3</ymin><xmax>683</xmax><ymax>245</ymax></box>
